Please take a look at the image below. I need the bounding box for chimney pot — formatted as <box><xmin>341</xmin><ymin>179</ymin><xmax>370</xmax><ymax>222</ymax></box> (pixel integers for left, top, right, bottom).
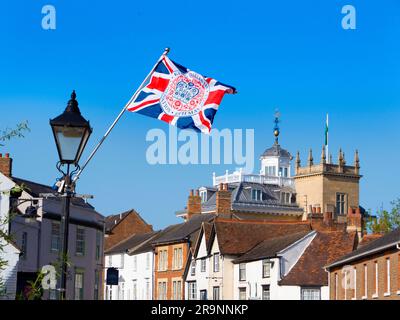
<box><xmin>0</xmin><ymin>153</ymin><xmax>12</xmax><ymax>177</ymax></box>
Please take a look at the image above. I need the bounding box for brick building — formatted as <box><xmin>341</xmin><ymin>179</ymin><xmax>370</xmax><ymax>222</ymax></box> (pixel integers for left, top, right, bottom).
<box><xmin>105</xmin><ymin>209</ymin><xmax>153</xmax><ymax>251</ymax></box>
<box><xmin>326</xmin><ymin>227</ymin><xmax>400</xmax><ymax>300</ymax></box>
<box><xmin>152</xmin><ymin>213</ymin><xmax>215</xmax><ymax>300</ymax></box>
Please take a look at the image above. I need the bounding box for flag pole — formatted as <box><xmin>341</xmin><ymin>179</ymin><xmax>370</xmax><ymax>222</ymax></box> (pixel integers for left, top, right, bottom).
<box><xmin>72</xmin><ymin>47</ymin><xmax>170</xmax><ymax>184</ymax></box>
<box><xmin>325</xmin><ymin>113</ymin><xmax>329</xmax><ymax>163</ymax></box>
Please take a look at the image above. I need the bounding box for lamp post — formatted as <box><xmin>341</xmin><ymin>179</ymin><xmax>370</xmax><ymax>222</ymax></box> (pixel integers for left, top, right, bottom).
<box><xmin>50</xmin><ymin>91</ymin><xmax>92</xmax><ymax>300</ymax></box>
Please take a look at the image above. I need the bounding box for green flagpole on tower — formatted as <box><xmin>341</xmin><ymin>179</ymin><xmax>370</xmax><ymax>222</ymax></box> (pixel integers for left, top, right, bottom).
<box><xmin>325</xmin><ymin>114</ymin><xmax>329</xmax><ymax>163</ymax></box>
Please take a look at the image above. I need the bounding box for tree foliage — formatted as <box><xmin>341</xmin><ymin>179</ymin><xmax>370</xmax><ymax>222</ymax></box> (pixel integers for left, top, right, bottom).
<box><xmin>367</xmin><ymin>198</ymin><xmax>400</xmax><ymax>234</ymax></box>
<box><xmin>0</xmin><ymin>121</ymin><xmax>30</xmax><ymax>146</ymax></box>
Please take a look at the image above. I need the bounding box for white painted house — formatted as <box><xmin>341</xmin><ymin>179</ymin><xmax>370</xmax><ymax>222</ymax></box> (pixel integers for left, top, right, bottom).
<box><xmin>104</xmin><ymin>232</ymin><xmax>159</xmax><ymax>300</ymax></box>
<box><xmin>232</xmin><ymin>231</ymin><xmax>318</xmax><ymax>300</ymax></box>
<box><xmin>185</xmin><ymin>219</ymin><xmax>357</xmax><ymax>300</ymax></box>
<box><xmin>0</xmin><ymin>167</ymin><xmax>20</xmax><ymax>300</ymax></box>
<box><xmin>184</xmin><ymin>219</ymin><xmax>312</xmax><ymax>300</ymax></box>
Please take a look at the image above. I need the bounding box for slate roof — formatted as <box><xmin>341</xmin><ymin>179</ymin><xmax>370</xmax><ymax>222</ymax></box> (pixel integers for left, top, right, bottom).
<box><xmin>152</xmin><ymin>214</ymin><xmax>215</xmax><ymax>245</ymax></box>
<box><xmin>179</xmin><ymin>182</ymin><xmax>303</xmax><ymax>217</ymax></box>
<box><xmin>12</xmin><ymin>177</ymin><xmax>94</xmax><ymax>209</ymax></box>
<box><xmin>261</xmin><ymin>144</ymin><xmax>291</xmax><ymax>158</ymax></box>
<box><xmin>232</xmin><ymin>231</ymin><xmax>312</xmax><ymax>263</ymax></box>
<box><xmin>213</xmin><ymin>219</ymin><xmax>312</xmax><ymax>256</ymax></box>
<box><xmin>326</xmin><ymin>228</ymin><xmax>400</xmax><ymax>269</ymax></box>
<box><xmin>280</xmin><ymin>231</ymin><xmax>357</xmax><ymax>286</ymax></box>
<box><xmin>105</xmin><ymin>231</ymin><xmax>158</xmax><ymax>255</ymax></box>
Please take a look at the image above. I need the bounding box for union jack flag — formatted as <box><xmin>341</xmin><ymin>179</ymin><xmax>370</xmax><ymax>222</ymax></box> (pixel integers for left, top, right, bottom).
<box><xmin>127</xmin><ymin>56</ymin><xmax>236</xmax><ymax>134</ymax></box>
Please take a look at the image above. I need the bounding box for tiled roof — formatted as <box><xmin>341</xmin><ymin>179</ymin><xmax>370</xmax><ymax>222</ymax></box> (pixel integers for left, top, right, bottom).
<box><xmin>213</xmin><ymin>219</ymin><xmax>312</xmax><ymax>255</ymax></box>
<box><xmin>105</xmin><ymin>209</ymin><xmax>148</xmax><ymax>232</ymax></box>
<box><xmin>232</xmin><ymin>231</ymin><xmax>311</xmax><ymax>263</ymax></box>
<box><xmin>203</xmin><ymin>222</ymin><xmax>213</xmax><ymax>247</ymax></box>
<box><xmin>280</xmin><ymin>231</ymin><xmax>357</xmax><ymax>286</ymax></box>
<box><xmin>326</xmin><ymin>228</ymin><xmax>400</xmax><ymax>269</ymax></box>
<box><xmin>358</xmin><ymin>234</ymin><xmax>384</xmax><ymax>247</ymax></box>
<box><xmin>152</xmin><ymin>214</ymin><xmax>215</xmax><ymax>245</ymax></box>
<box><xmin>105</xmin><ymin>231</ymin><xmax>158</xmax><ymax>255</ymax></box>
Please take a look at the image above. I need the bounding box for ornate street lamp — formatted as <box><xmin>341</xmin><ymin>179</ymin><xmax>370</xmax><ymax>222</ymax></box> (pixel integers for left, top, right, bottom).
<box><xmin>50</xmin><ymin>91</ymin><xmax>92</xmax><ymax>300</ymax></box>
<box><xmin>50</xmin><ymin>90</ymin><xmax>92</xmax><ymax>165</ymax></box>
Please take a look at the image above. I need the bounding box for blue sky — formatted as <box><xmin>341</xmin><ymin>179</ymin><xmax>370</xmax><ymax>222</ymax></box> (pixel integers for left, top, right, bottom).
<box><xmin>1</xmin><ymin>0</ymin><xmax>399</xmax><ymax>229</ymax></box>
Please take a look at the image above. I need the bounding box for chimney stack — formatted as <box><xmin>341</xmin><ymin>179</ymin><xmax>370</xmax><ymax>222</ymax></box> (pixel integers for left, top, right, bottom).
<box><xmin>323</xmin><ymin>212</ymin><xmax>333</xmax><ymax>227</ymax></box>
<box><xmin>216</xmin><ymin>183</ymin><xmax>232</xmax><ymax>217</ymax></box>
<box><xmin>0</xmin><ymin>153</ymin><xmax>12</xmax><ymax>177</ymax></box>
<box><xmin>187</xmin><ymin>189</ymin><xmax>201</xmax><ymax>220</ymax></box>
<box><xmin>347</xmin><ymin>206</ymin><xmax>362</xmax><ymax>237</ymax></box>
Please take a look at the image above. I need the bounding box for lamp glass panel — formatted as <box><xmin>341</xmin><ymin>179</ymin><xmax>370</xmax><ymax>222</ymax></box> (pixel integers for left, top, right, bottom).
<box><xmin>55</xmin><ymin>126</ymin><xmax>85</xmax><ymax>162</ymax></box>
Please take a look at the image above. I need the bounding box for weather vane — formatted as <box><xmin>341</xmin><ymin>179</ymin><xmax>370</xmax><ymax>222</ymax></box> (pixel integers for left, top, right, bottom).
<box><xmin>273</xmin><ymin>108</ymin><xmax>280</xmax><ymax>144</ymax></box>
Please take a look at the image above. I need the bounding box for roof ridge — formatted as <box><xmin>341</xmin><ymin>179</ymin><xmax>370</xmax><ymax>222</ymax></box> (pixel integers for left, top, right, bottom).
<box><xmin>216</xmin><ymin>218</ymin><xmax>310</xmax><ymax>225</ymax></box>
<box><xmin>12</xmin><ymin>177</ymin><xmax>54</xmax><ymax>190</ymax></box>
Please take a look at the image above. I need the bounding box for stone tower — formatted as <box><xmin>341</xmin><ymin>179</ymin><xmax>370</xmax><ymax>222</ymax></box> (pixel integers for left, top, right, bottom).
<box><xmin>294</xmin><ymin>148</ymin><xmax>362</xmax><ymax>234</ymax></box>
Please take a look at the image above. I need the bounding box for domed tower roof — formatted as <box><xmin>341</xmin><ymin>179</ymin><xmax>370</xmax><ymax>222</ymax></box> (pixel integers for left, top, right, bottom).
<box><xmin>261</xmin><ymin>144</ymin><xmax>291</xmax><ymax>159</ymax></box>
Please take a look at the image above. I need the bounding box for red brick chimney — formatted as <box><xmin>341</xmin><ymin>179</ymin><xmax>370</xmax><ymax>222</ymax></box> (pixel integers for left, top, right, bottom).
<box><xmin>187</xmin><ymin>189</ymin><xmax>201</xmax><ymax>220</ymax></box>
<box><xmin>216</xmin><ymin>183</ymin><xmax>231</xmax><ymax>217</ymax></box>
<box><xmin>347</xmin><ymin>206</ymin><xmax>362</xmax><ymax>236</ymax></box>
<box><xmin>0</xmin><ymin>153</ymin><xmax>12</xmax><ymax>177</ymax></box>
<box><xmin>323</xmin><ymin>211</ymin><xmax>333</xmax><ymax>227</ymax></box>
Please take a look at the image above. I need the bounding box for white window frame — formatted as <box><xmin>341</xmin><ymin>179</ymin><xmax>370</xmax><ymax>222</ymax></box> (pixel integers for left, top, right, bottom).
<box><xmin>239</xmin><ymin>263</ymin><xmax>246</xmax><ymax>281</ymax></box>
<box><xmin>75</xmin><ymin>227</ymin><xmax>85</xmax><ymax>256</ymax></box>
<box><xmin>213</xmin><ymin>253</ymin><xmax>220</xmax><ymax>272</ymax></box>
<box><xmin>190</xmin><ymin>260</ymin><xmax>196</xmax><ymax>276</ymax></box>
<box><xmin>373</xmin><ymin>261</ymin><xmax>378</xmax><ymax>298</ymax></box>
<box><xmin>363</xmin><ymin>264</ymin><xmax>368</xmax><ymax>299</ymax></box>
<box><xmin>238</xmin><ymin>287</ymin><xmax>246</xmax><ymax>300</ymax></box>
<box><xmin>201</xmin><ymin>258</ymin><xmax>206</xmax><ymax>272</ymax></box>
<box><xmin>262</xmin><ymin>259</ymin><xmax>271</xmax><ymax>278</ymax></box>
<box><xmin>262</xmin><ymin>285</ymin><xmax>270</xmax><ymax>300</ymax></box>
<box><xmin>385</xmin><ymin>258</ymin><xmax>391</xmax><ymax>296</ymax></box>
<box><xmin>188</xmin><ymin>281</ymin><xmax>197</xmax><ymax>300</ymax></box>
<box><xmin>301</xmin><ymin>287</ymin><xmax>321</xmax><ymax>300</ymax></box>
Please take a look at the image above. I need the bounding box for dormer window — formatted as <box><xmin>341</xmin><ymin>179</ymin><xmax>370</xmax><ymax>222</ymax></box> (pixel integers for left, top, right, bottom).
<box><xmin>200</xmin><ymin>190</ymin><xmax>207</xmax><ymax>203</ymax></box>
<box><xmin>251</xmin><ymin>189</ymin><xmax>262</xmax><ymax>201</ymax></box>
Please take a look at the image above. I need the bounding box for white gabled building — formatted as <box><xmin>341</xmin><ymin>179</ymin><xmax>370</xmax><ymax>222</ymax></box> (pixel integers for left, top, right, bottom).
<box><xmin>0</xmin><ymin>163</ymin><xmax>20</xmax><ymax>300</ymax></box>
<box><xmin>0</xmin><ymin>240</ymin><xmax>20</xmax><ymax>300</ymax></box>
<box><xmin>184</xmin><ymin>219</ymin><xmax>312</xmax><ymax>300</ymax></box>
<box><xmin>185</xmin><ymin>219</ymin><xmax>357</xmax><ymax>300</ymax></box>
<box><xmin>232</xmin><ymin>230</ymin><xmax>357</xmax><ymax>300</ymax></box>
<box><xmin>232</xmin><ymin>231</ymin><xmax>316</xmax><ymax>300</ymax></box>
<box><xmin>104</xmin><ymin>232</ymin><xmax>160</xmax><ymax>300</ymax></box>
